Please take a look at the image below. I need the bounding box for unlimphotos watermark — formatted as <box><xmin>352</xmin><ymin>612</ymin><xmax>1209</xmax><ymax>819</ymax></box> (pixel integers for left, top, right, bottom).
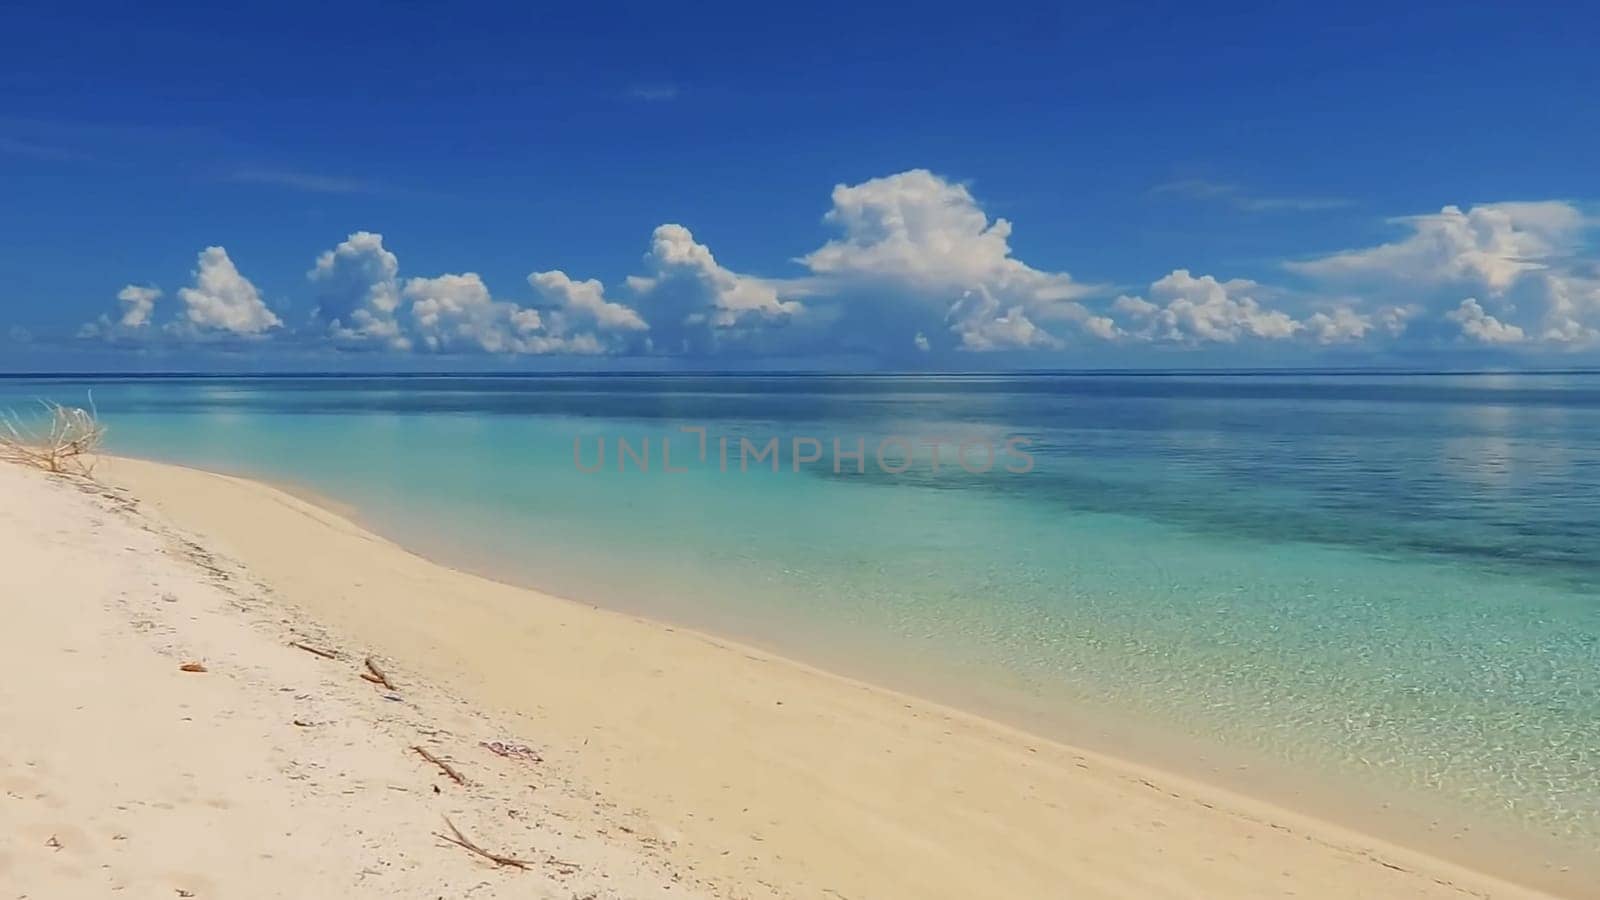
<box><xmin>573</xmin><ymin>426</ymin><xmax>1034</xmax><ymax>475</ymax></box>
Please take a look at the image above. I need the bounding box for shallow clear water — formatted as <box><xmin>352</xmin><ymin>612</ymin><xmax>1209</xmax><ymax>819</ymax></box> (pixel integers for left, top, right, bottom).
<box><xmin>5</xmin><ymin>373</ymin><xmax>1598</xmax><ymax>849</ymax></box>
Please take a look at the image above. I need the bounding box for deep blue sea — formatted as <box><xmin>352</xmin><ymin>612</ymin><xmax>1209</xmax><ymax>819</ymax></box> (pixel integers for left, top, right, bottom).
<box><xmin>5</xmin><ymin>372</ymin><xmax>1597</xmax><ymax>855</ymax></box>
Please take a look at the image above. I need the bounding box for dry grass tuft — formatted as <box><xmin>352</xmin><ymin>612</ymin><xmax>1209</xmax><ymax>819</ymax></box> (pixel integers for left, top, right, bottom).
<box><xmin>0</xmin><ymin>398</ymin><xmax>106</xmax><ymax>476</ymax></box>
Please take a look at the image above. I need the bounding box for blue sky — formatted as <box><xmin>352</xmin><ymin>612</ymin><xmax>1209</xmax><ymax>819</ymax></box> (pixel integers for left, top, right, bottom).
<box><xmin>2</xmin><ymin>0</ymin><xmax>1597</xmax><ymax>371</ymax></box>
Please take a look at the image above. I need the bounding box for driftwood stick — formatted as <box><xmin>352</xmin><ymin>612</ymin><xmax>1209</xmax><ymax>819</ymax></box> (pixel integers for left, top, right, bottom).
<box><xmin>361</xmin><ymin>656</ymin><xmax>396</xmax><ymax>690</ymax></box>
<box><xmin>434</xmin><ymin>817</ymin><xmax>531</xmax><ymax>869</ymax></box>
<box><xmin>289</xmin><ymin>641</ymin><xmax>337</xmax><ymax>660</ymax></box>
<box><xmin>412</xmin><ymin>745</ymin><xmax>467</xmax><ymax>785</ymax></box>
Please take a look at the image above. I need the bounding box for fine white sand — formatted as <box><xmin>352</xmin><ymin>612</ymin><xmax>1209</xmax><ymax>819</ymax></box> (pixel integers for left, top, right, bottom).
<box><xmin>1</xmin><ymin>456</ymin><xmax>1573</xmax><ymax>898</ymax></box>
<box><xmin>0</xmin><ymin>461</ymin><xmax>706</xmax><ymax>898</ymax></box>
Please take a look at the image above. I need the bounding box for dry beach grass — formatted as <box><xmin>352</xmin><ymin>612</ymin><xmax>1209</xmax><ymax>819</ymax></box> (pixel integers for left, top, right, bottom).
<box><xmin>0</xmin><ymin>400</ymin><xmax>105</xmax><ymax>476</ymax></box>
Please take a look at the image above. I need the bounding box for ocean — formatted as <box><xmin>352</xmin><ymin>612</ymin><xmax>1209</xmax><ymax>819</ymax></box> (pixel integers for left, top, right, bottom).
<box><xmin>4</xmin><ymin>372</ymin><xmax>1597</xmax><ymax>858</ymax></box>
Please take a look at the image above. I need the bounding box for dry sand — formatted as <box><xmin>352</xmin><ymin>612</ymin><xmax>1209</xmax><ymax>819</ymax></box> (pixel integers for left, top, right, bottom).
<box><xmin>0</xmin><ymin>461</ymin><xmax>705</xmax><ymax>899</ymax></box>
<box><xmin>0</xmin><ymin>456</ymin><xmax>1576</xmax><ymax>898</ymax></box>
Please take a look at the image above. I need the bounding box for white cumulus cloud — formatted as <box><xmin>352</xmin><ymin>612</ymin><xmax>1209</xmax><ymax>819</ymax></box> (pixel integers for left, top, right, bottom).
<box><xmin>309</xmin><ymin>231</ymin><xmax>407</xmax><ymax>350</ymax></box>
<box><xmin>405</xmin><ymin>273</ymin><xmax>538</xmax><ymax>354</ymax></box>
<box><xmin>66</xmin><ymin>179</ymin><xmax>1599</xmax><ymax>362</ymax></box>
<box><xmin>625</xmin><ymin>224</ymin><xmax>803</xmax><ymax>352</ymax></box>
<box><xmin>1303</xmin><ymin>307</ymin><xmax>1372</xmax><ymax>344</ymax></box>
<box><xmin>81</xmin><ymin>284</ymin><xmax>163</xmax><ymax>340</ymax></box>
<box><xmin>801</xmin><ymin>169</ymin><xmax>1097</xmax><ymax>351</ymax></box>
<box><xmin>115</xmin><ymin>285</ymin><xmax>160</xmax><ymax>328</ymax></box>
<box><xmin>402</xmin><ymin>272</ymin><xmax>611</xmax><ymax>356</ymax></box>
<box><xmin>528</xmin><ymin>270</ymin><xmax>648</xmax><ymax>333</ymax></box>
<box><xmin>174</xmin><ymin>247</ymin><xmax>281</xmax><ymax>336</ymax></box>
<box><xmin>1535</xmin><ymin>271</ymin><xmax>1600</xmax><ymax>346</ymax></box>
<box><xmin>1112</xmin><ymin>270</ymin><xmax>1300</xmax><ymax>344</ymax></box>
<box><xmin>1447</xmin><ymin>298</ymin><xmax>1526</xmax><ymax>344</ymax></box>
<box><xmin>946</xmin><ymin>290</ymin><xmax>1062</xmax><ymax>351</ymax></box>
<box><xmin>804</xmin><ymin>169</ymin><xmax>1086</xmax><ymax>304</ymax></box>
<box><xmin>1287</xmin><ymin>201</ymin><xmax>1597</xmax><ymax>347</ymax></box>
<box><xmin>1289</xmin><ymin>202</ymin><xmax>1584</xmax><ymax>294</ymax></box>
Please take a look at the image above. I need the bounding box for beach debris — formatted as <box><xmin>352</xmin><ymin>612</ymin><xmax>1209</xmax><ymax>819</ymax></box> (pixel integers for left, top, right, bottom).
<box><xmin>289</xmin><ymin>640</ymin><xmax>337</xmax><ymax>660</ymax></box>
<box><xmin>45</xmin><ymin>834</ymin><xmax>62</xmax><ymax>851</ymax></box>
<box><xmin>480</xmin><ymin>739</ymin><xmax>542</xmax><ymax>763</ymax></box>
<box><xmin>412</xmin><ymin>745</ymin><xmax>467</xmax><ymax>785</ymax></box>
<box><xmin>434</xmin><ymin>817</ymin><xmax>532</xmax><ymax>870</ymax></box>
<box><xmin>179</xmin><ymin>662</ymin><xmax>207</xmax><ymax>673</ymax></box>
<box><xmin>360</xmin><ymin>656</ymin><xmax>396</xmax><ymax>691</ymax></box>
<box><xmin>0</xmin><ymin>399</ymin><xmax>104</xmax><ymax>476</ymax></box>
<box><xmin>1376</xmin><ymin>858</ymin><xmax>1410</xmax><ymax>873</ymax></box>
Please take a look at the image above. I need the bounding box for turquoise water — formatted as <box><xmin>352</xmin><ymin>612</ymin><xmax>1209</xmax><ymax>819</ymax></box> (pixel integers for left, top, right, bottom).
<box><xmin>4</xmin><ymin>373</ymin><xmax>1598</xmax><ymax>854</ymax></box>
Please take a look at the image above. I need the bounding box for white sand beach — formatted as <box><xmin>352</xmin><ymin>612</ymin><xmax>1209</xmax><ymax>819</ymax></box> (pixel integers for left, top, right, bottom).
<box><xmin>0</xmin><ymin>456</ymin><xmax>1575</xmax><ymax>898</ymax></box>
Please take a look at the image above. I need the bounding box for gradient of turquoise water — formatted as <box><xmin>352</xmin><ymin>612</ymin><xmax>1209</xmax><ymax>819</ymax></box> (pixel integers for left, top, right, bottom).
<box><xmin>5</xmin><ymin>373</ymin><xmax>1597</xmax><ymax>850</ymax></box>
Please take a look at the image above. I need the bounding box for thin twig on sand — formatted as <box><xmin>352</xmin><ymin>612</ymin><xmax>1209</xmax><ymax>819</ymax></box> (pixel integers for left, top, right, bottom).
<box><xmin>412</xmin><ymin>745</ymin><xmax>467</xmax><ymax>785</ymax></box>
<box><xmin>360</xmin><ymin>656</ymin><xmax>395</xmax><ymax>690</ymax></box>
<box><xmin>434</xmin><ymin>817</ymin><xmax>532</xmax><ymax>869</ymax></box>
<box><xmin>480</xmin><ymin>739</ymin><xmax>543</xmax><ymax>763</ymax></box>
<box><xmin>289</xmin><ymin>640</ymin><xmax>338</xmax><ymax>660</ymax></box>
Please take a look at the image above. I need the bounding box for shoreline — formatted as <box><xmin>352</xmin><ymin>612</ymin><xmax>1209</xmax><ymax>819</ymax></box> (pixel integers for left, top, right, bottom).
<box><xmin>158</xmin><ymin>456</ymin><xmax>1598</xmax><ymax>895</ymax></box>
<box><xmin>75</xmin><ymin>454</ymin><xmax>1585</xmax><ymax>897</ymax></box>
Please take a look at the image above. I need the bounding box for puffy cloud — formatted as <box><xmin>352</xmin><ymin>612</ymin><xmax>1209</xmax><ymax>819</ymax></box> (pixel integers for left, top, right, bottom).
<box><xmin>1303</xmin><ymin>307</ymin><xmax>1372</xmax><ymax>344</ymax></box>
<box><xmin>1286</xmin><ymin>201</ymin><xmax>1599</xmax><ymax>348</ymax></box>
<box><xmin>801</xmin><ymin>169</ymin><xmax>1096</xmax><ymax>350</ymax></box>
<box><xmin>1112</xmin><ymin>270</ymin><xmax>1300</xmax><ymax>344</ymax></box>
<box><xmin>309</xmin><ymin>231</ymin><xmax>407</xmax><ymax>350</ymax></box>
<box><xmin>1375</xmin><ymin>304</ymin><xmax>1421</xmax><ymax>337</ymax></box>
<box><xmin>82</xmin><ymin>250</ymin><xmax>277</xmax><ymax>342</ymax></box>
<box><xmin>304</xmin><ymin>235</ymin><xmax>638</xmax><ymax>356</ymax></box>
<box><xmin>614</xmin><ymin>172</ymin><xmax>1107</xmax><ymax>354</ymax></box>
<box><xmin>1447</xmin><ymin>298</ymin><xmax>1526</xmax><ymax>344</ymax></box>
<box><xmin>402</xmin><ymin>272</ymin><xmax>610</xmax><ymax>356</ymax></box>
<box><xmin>1298</xmin><ymin>304</ymin><xmax>1416</xmax><ymax>345</ymax></box>
<box><xmin>946</xmin><ymin>290</ymin><xmax>1062</xmax><ymax>351</ymax></box>
<box><xmin>405</xmin><ymin>273</ymin><xmax>539</xmax><ymax>354</ymax></box>
<box><xmin>1536</xmin><ymin>271</ymin><xmax>1600</xmax><ymax>346</ymax></box>
<box><xmin>115</xmin><ymin>285</ymin><xmax>160</xmax><ymax>328</ymax></box>
<box><xmin>61</xmin><ymin>179</ymin><xmax>1598</xmax><ymax>361</ymax></box>
<box><xmin>1289</xmin><ymin>202</ymin><xmax>1584</xmax><ymax>293</ymax></box>
<box><xmin>528</xmin><ymin>270</ymin><xmax>648</xmax><ymax>333</ymax></box>
<box><xmin>641</xmin><ymin>224</ymin><xmax>802</xmax><ymax>327</ymax></box>
<box><xmin>1080</xmin><ymin>314</ymin><xmax>1122</xmax><ymax>341</ymax></box>
<box><xmin>1106</xmin><ymin>272</ymin><xmax>1426</xmax><ymax>350</ymax></box>
<box><xmin>626</xmin><ymin>224</ymin><xmax>802</xmax><ymax>351</ymax></box>
<box><xmin>80</xmin><ymin>284</ymin><xmax>162</xmax><ymax>340</ymax></box>
<box><xmin>804</xmin><ymin>170</ymin><xmax>1087</xmax><ymax>303</ymax></box>
<box><xmin>174</xmin><ymin>247</ymin><xmax>281</xmax><ymax>336</ymax></box>
<box><xmin>76</xmin><ymin>236</ymin><xmax>648</xmax><ymax>356</ymax></box>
